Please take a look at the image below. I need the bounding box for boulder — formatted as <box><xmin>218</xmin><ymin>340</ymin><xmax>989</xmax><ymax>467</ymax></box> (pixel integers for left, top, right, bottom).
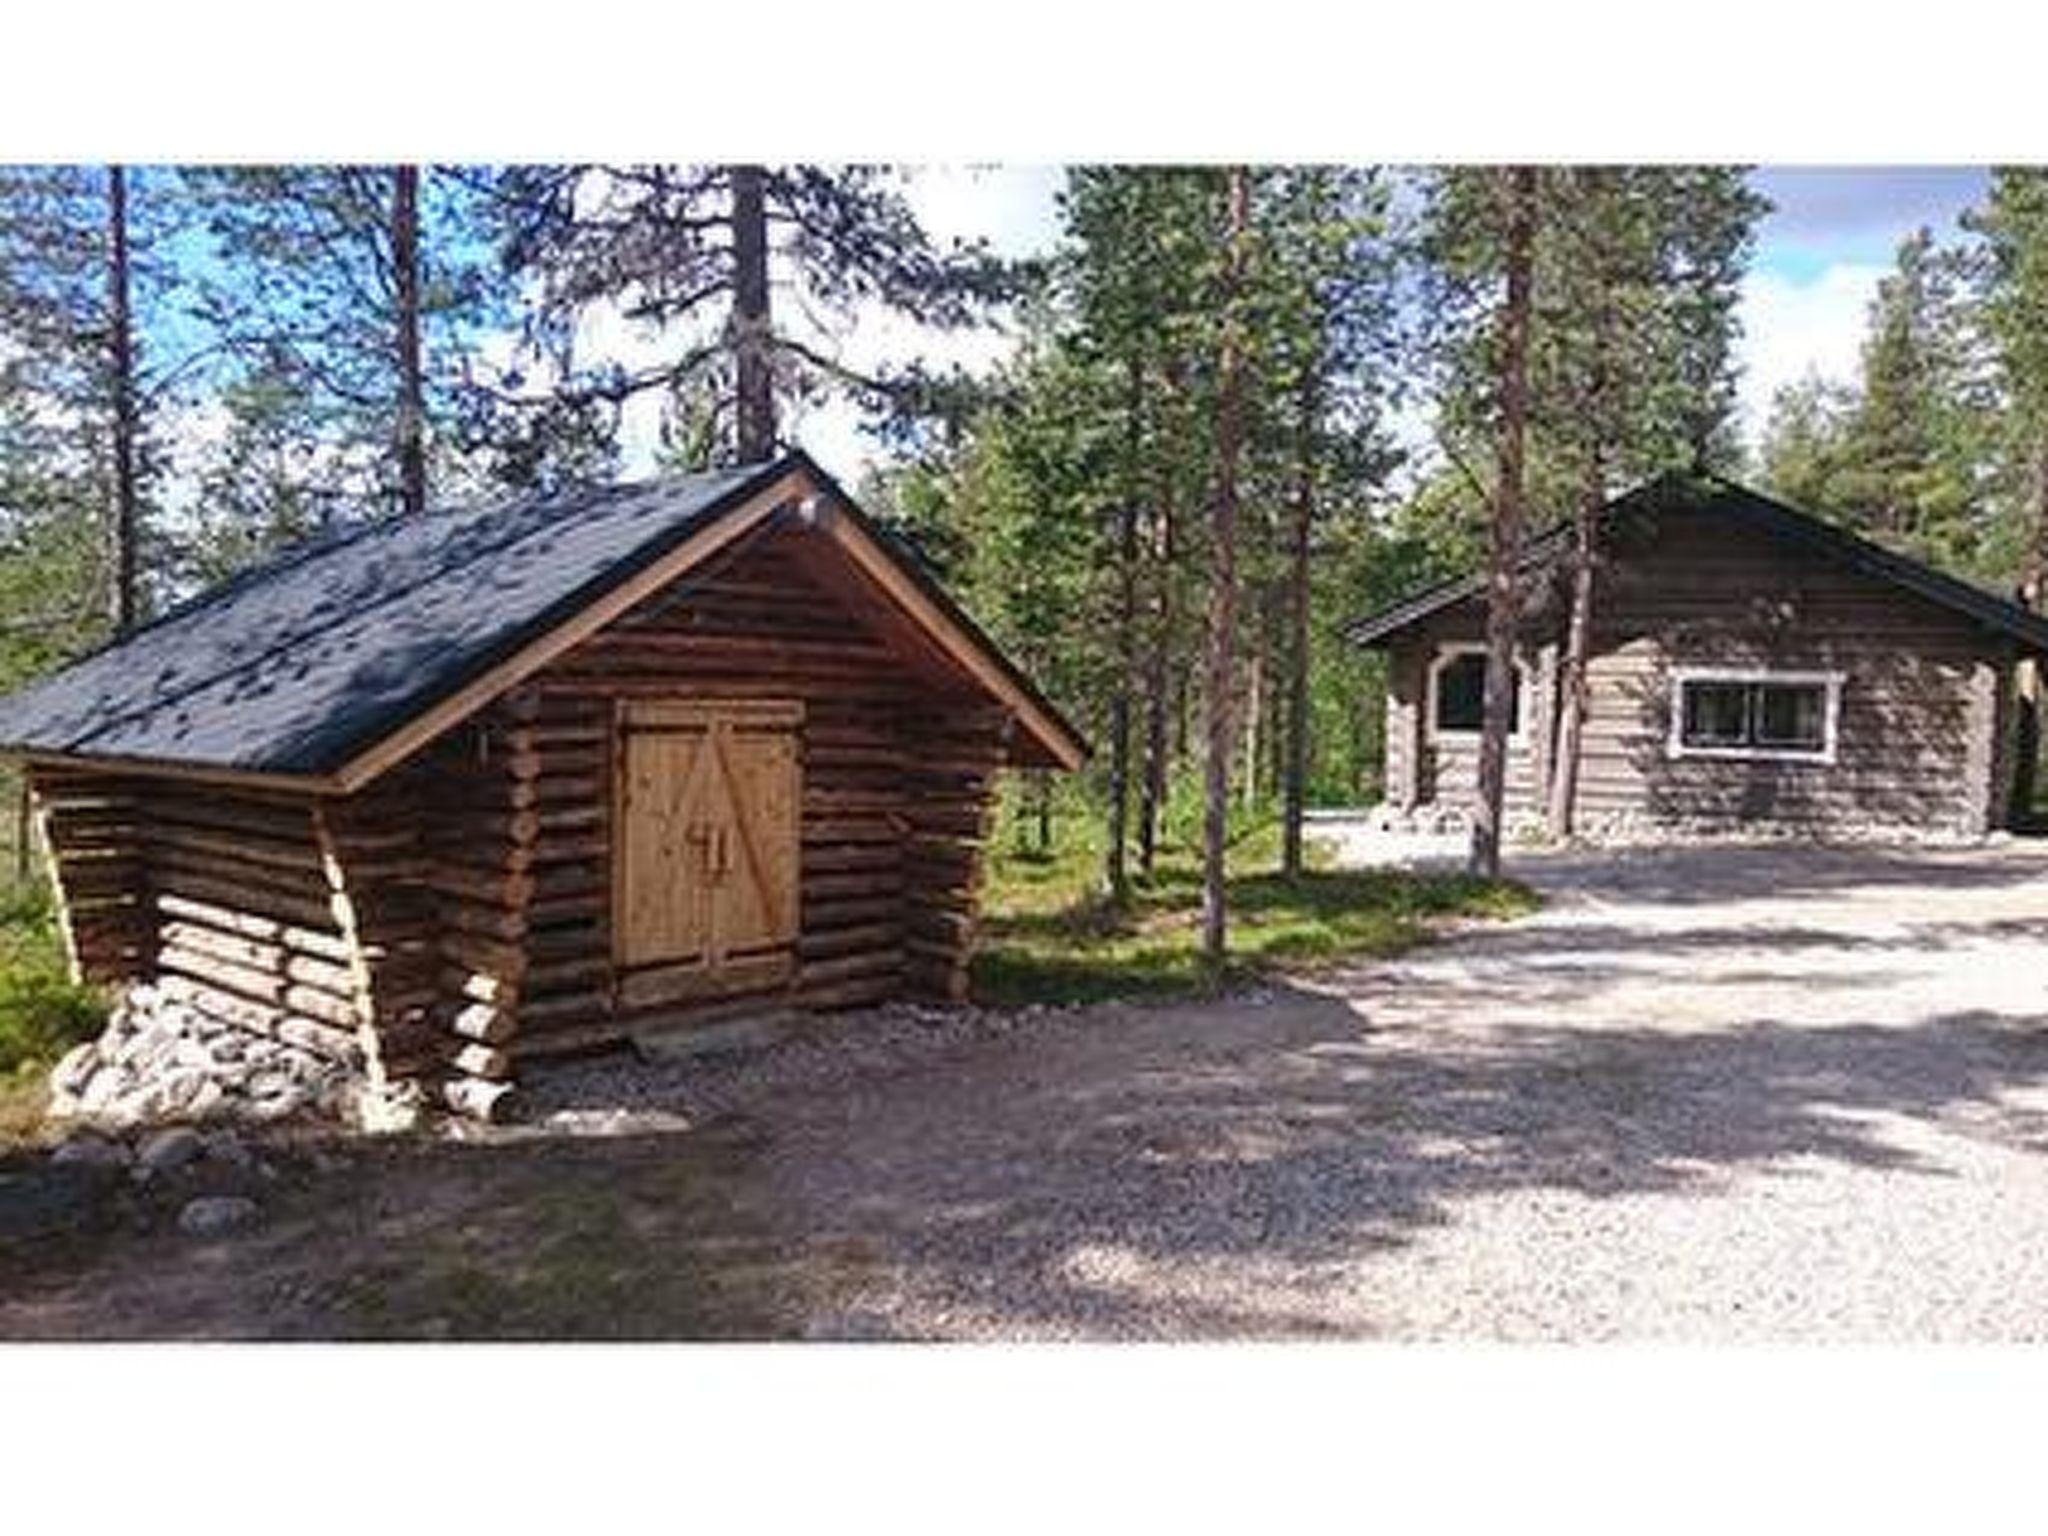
<box><xmin>177</xmin><ymin>1195</ymin><xmax>259</xmax><ymax>1237</ymax></box>
<box><xmin>135</xmin><ymin>1125</ymin><xmax>207</xmax><ymax>1178</ymax></box>
<box><xmin>50</xmin><ymin>1135</ymin><xmax>131</xmax><ymax>1171</ymax></box>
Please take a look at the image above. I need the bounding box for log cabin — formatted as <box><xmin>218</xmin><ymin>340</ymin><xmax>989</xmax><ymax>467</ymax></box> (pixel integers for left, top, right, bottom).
<box><xmin>0</xmin><ymin>450</ymin><xmax>1087</xmax><ymax>1121</ymax></box>
<box><xmin>1348</xmin><ymin>472</ymin><xmax>2048</xmax><ymax>839</ymax></box>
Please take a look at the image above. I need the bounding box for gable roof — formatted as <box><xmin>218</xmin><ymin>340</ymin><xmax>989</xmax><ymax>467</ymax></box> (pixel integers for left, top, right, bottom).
<box><xmin>1344</xmin><ymin>471</ymin><xmax>2048</xmax><ymax>655</ymax></box>
<box><xmin>0</xmin><ymin>449</ymin><xmax>1088</xmax><ymax>790</ymax></box>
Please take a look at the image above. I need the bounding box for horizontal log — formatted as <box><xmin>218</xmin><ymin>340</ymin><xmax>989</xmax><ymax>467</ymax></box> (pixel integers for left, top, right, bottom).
<box><xmin>159</xmin><ymin>921</ymin><xmax>358</xmax><ymax>995</ymax></box>
<box><xmin>801</xmin><ymin>817</ymin><xmax>901</xmax><ymax>845</ymax></box>
<box><xmin>798</xmin><ymin>949</ymin><xmax>903</xmax><ymax>987</ymax></box>
<box><xmin>153</xmin><ymin>973</ymin><xmax>361</xmax><ymax>1062</ymax></box>
<box><xmin>798</xmin><ymin>922</ymin><xmax>898</xmax><ymax>960</ymax></box>
<box><xmin>518</xmin><ymin>988</ymin><xmax>609</xmax><ymax>1028</ymax></box>
<box><xmin>800</xmin><ymin>844</ymin><xmax>900</xmax><ymax>873</ymax></box>
<box><xmin>524</xmin><ymin>953</ymin><xmax>612</xmax><ymax>993</ymax></box>
<box><xmin>428</xmin><ymin>864</ymin><xmax>535</xmax><ymax>907</ymax></box>
<box><xmin>428</xmin><ymin>809</ymin><xmax>540</xmax><ymax>847</ymax></box>
<box><xmin>440</xmin><ymin>930</ymin><xmax>527</xmax><ymax>982</ymax></box>
<box><xmin>528</xmin><ymin>919</ymin><xmax>605</xmax><ymax>956</ymax></box>
<box><xmin>448</xmin><ymin>999</ymin><xmax>518</xmax><ymax>1043</ymax></box>
<box><xmin>512</xmin><ymin>1019</ymin><xmax>625</xmax><ymax>1059</ymax></box>
<box><xmin>439</xmin><ymin>899</ymin><xmax>529</xmax><ymax>943</ymax></box>
<box><xmin>154</xmin><ymin>890</ymin><xmax>349</xmax><ymax>959</ymax></box>
<box><xmin>529</xmin><ymin>836</ymin><xmax>606</xmax><ymax>867</ymax></box>
<box><xmin>526</xmin><ymin>892</ymin><xmax>604</xmax><ymax>926</ymax></box>
<box><xmin>441</xmin><ymin>1075</ymin><xmax>519</xmax><ymax>1123</ymax></box>
<box><xmin>803</xmin><ymin>872</ymin><xmax>905</xmax><ymax>901</ymax></box>
<box><xmin>150</xmin><ymin>844</ymin><xmax>333</xmax><ymax>904</ymax></box>
<box><xmin>156</xmin><ymin>943</ymin><xmax>361</xmax><ymax>1029</ymax></box>
<box><xmin>133</xmin><ymin>791</ymin><xmax>318</xmax><ymax>842</ymax></box>
<box><xmin>791</xmin><ymin>973</ymin><xmax>900</xmax><ymax>1012</ymax></box>
<box><xmin>801</xmin><ymin>896</ymin><xmax>901</xmax><ymax>929</ymax></box>
<box><xmin>532</xmin><ymin>866</ymin><xmax>603</xmax><ymax>902</ymax></box>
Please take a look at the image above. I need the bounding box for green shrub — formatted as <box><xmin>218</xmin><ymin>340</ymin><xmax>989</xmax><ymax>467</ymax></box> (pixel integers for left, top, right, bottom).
<box><xmin>0</xmin><ymin>883</ymin><xmax>107</xmax><ymax>1074</ymax></box>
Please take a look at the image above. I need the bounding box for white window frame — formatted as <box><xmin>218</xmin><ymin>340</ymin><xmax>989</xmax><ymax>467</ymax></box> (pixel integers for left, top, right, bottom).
<box><xmin>1666</xmin><ymin>667</ymin><xmax>1843</xmax><ymax>765</ymax></box>
<box><xmin>1426</xmin><ymin>642</ymin><xmax>1528</xmax><ymax>744</ymax></box>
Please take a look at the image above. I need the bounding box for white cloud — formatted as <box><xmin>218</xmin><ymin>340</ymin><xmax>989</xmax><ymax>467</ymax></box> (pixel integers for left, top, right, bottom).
<box><xmin>1733</xmin><ymin>262</ymin><xmax>1885</xmax><ymax>449</ymax></box>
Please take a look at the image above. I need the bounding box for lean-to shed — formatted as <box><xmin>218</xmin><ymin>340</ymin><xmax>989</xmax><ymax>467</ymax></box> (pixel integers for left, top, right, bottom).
<box><xmin>0</xmin><ymin>451</ymin><xmax>1087</xmax><ymax>1119</ymax></box>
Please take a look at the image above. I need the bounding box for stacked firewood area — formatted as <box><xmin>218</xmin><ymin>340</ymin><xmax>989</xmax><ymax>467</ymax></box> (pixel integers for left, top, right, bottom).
<box><xmin>30</xmin><ymin>765</ymin><xmax>395</xmax><ymax>1126</ymax></box>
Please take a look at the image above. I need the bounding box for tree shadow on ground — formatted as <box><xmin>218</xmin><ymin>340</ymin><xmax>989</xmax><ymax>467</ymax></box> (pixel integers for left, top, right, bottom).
<box><xmin>740</xmin><ymin>987</ymin><xmax>2048</xmax><ymax>1337</ymax></box>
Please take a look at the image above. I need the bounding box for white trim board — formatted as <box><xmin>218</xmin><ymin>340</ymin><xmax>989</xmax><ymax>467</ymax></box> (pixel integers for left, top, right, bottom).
<box><xmin>1666</xmin><ymin>666</ymin><xmax>1844</xmax><ymax>765</ymax></box>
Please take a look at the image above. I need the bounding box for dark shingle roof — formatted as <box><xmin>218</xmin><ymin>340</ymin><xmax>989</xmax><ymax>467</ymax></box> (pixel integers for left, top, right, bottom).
<box><xmin>0</xmin><ymin>457</ymin><xmax>783</xmax><ymax>777</ymax></box>
<box><xmin>1344</xmin><ymin>472</ymin><xmax>2048</xmax><ymax>654</ymax></box>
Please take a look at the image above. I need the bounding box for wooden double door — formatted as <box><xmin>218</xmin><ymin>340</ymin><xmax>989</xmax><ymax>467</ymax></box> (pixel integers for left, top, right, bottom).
<box><xmin>613</xmin><ymin>699</ymin><xmax>802</xmax><ymax>1008</ymax></box>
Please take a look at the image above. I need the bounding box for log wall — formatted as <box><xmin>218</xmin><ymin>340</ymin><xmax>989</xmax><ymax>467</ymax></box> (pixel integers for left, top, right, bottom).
<box><xmin>1380</xmin><ymin>510</ymin><xmax>2020</xmax><ymax>836</ymax></box>
<box><xmin>27</xmin><ymin>522</ymin><xmax>1025</xmax><ymax>1108</ymax></box>
<box><xmin>450</xmin><ymin>525</ymin><xmax>1013</xmax><ymax>1067</ymax></box>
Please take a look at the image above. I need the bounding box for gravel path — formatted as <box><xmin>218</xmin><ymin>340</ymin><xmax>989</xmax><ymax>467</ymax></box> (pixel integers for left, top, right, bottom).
<box><xmin>535</xmin><ymin>838</ymin><xmax>2048</xmax><ymax>1340</ymax></box>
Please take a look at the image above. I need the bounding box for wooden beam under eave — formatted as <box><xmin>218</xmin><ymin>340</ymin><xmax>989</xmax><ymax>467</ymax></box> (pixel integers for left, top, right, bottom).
<box><xmin>19</xmin><ymin>750</ymin><xmax>345</xmax><ymax>798</ymax></box>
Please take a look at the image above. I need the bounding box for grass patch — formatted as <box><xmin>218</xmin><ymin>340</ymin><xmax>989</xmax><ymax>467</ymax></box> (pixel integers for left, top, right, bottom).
<box><xmin>973</xmin><ymin>811</ymin><xmax>1536</xmax><ymax>1007</ymax></box>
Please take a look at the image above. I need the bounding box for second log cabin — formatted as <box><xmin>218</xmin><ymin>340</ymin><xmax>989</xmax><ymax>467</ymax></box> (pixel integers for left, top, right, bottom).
<box><xmin>0</xmin><ymin>451</ymin><xmax>1087</xmax><ymax>1120</ymax></box>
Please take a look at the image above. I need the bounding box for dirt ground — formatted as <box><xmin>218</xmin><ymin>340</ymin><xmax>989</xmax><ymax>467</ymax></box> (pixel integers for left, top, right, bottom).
<box><xmin>9</xmin><ymin>837</ymin><xmax>2048</xmax><ymax>1341</ymax></box>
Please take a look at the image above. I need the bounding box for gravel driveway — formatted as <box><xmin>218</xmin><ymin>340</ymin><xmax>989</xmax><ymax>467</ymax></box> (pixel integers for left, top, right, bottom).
<box><xmin>531</xmin><ymin>838</ymin><xmax>2048</xmax><ymax>1341</ymax></box>
<box><xmin>14</xmin><ymin>839</ymin><xmax>2048</xmax><ymax>1341</ymax></box>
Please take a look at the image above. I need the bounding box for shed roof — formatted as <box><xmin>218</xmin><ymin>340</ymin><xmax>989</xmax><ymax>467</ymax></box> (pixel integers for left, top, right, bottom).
<box><xmin>0</xmin><ymin>450</ymin><xmax>1088</xmax><ymax>789</ymax></box>
<box><xmin>1344</xmin><ymin>471</ymin><xmax>2048</xmax><ymax>655</ymax></box>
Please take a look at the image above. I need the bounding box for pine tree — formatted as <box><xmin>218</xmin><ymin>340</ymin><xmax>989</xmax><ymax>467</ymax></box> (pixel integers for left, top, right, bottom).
<box><xmin>494</xmin><ymin>165</ymin><xmax>1008</xmax><ymax>466</ymax></box>
<box><xmin>185</xmin><ymin>165</ymin><xmax>508</xmax><ymax>531</ymax></box>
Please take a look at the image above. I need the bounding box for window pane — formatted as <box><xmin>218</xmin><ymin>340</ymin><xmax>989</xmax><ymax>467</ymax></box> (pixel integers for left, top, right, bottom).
<box><xmin>1755</xmin><ymin>683</ymin><xmax>1825</xmax><ymax>749</ymax></box>
<box><xmin>1681</xmin><ymin>682</ymin><xmax>1750</xmax><ymax>746</ymax></box>
<box><xmin>1433</xmin><ymin>653</ymin><xmax>1518</xmax><ymax>733</ymax></box>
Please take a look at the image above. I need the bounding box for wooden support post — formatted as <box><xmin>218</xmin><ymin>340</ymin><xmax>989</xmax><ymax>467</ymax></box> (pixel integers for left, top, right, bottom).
<box><xmin>312</xmin><ymin>801</ymin><xmax>390</xmax><ymax>1098</ymax></box>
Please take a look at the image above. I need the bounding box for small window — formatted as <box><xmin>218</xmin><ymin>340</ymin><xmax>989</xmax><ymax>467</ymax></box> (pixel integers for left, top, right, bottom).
<box><xmin>1431</xmin><ymin>649</ymin><xmax>1520</xmax><ymax>736</ymax></box>
<box><xmin>1672</xmin><ymin>673</ymin><xmax>1836</xmax><ymax>761</ymax></box>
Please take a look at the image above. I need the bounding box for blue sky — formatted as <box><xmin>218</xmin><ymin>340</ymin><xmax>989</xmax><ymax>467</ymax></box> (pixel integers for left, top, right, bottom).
<box><xmin>793</xmin><ymin>165</ymin><xmax>1997</xmax><ymax>483</ymax></box>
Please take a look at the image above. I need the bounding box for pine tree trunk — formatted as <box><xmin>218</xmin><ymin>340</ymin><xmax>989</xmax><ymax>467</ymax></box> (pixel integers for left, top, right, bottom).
<box><xmin>731</xmin><ymin>165</ymin><xmax>775</xmax><ymax>463</ymax></box>
<box><xmin>1281</xmin><ymin>386</ymin><xmax>1315</xmax><ymax>878</ymax></box>
<box><xmin>1548</xmin><ymin>478</ymin><xmax>1598</xmax><ymax>839</ymax></box>
<box><xmin>1139</xmin><ymin>452</ymin><xmax>1179</xmax><ymax>876</ymax></box>
<box><xmin>1471</xmin><ymin>166</ymin><xmax>1537</xmax><ymax>881</ymax></box>
<box><xmin>392</xmin><ymin>165</ymin><xmax>426</xmax><ymax>518</ymax></box>
<box><xmin>2012</xmin><ymin>444</ymin><xmax>2048</xmax><ymax>827</ymax></box>
<box><xmin>1203</xmin><ymin>168</ymin><xmax>1250</xmax><ymax>972</ymax></box>
<box><xmin>1105</xmin><ymin>361</ymin><xmax>1143</xmax><ymax>903</ymax></box>
<box><xmin>107</xmin><ymin>165</ymin><xmax>139</xmax><ymax>635</ymax></box>
<box><xmin>1548</xmin><ymin>249</ymin><xmax>1614</xmax><ymax>841</ymax></box>
<box><xmin>13</xmin><ymin>778</ymin><xmax>28</xmax><ymax>887</ymax></box>
<box><xmin>1240</xmin><ymin>632</ymin><xmax>1262</xmax><ymax>813</ymax></box>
